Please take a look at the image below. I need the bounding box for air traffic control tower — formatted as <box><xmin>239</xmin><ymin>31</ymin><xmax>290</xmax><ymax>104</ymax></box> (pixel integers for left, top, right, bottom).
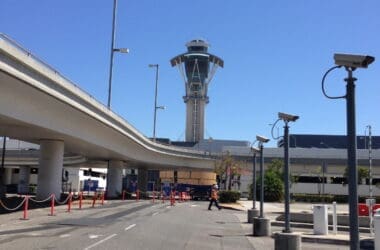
<box><xmin>170</xmin><ymin>39</ymin><xmax>224</xmax><ymax>143</ymax></box>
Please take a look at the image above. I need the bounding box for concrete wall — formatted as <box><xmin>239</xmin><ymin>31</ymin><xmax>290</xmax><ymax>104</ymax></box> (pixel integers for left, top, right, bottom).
<box><xmin>291</xmin><ymin>183</ymin><xmax>380</xmax><ymax>196</ymax></box>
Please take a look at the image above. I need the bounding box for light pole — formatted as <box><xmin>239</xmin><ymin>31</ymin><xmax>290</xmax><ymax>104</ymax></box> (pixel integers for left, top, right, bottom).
<box><xmin>322</xmin><ymin>53</ymin><xmax>375</xmax><ymax>250</ymax></box>
<box><xmin>365</xmin><ymin>125</ymin><xmax>374</xmax><ymax>236</ymax></box>
<box><xmin>107</xmin><ymin>0</ymin><xmax>129</xmax><ymax>109</ymax></box>
<box><xmin>149</xmin><ymin>64</ymin><xmax>165</xmax><ymax>142</ymax></box>
<box><xmin>253</xmin><ymin>135</ymin><xmax>270</xmax><ymax>236</ymax></box>
<box><xmin>365</xmin><ymin>125</ymin><xmax>373</xmax><ymax>198</ymax></box>
<box><xmin>273</xmin><ymin>113</ymin><xmax>301</xmax><ymax>248</ymax></box>
<box><xmin>251</xmin><ymin>146</ymin><xmax>259</xmax><ymax>210</ymax></box>
<box><xmin>257</xmin><ymin>136</ymin><xmax>269</xmax><ymax>218</ymax></box>
<box><xmin>208</xmin><ymin>137</ymin><xmax>213</xmax><ymax>155</ymax></box>
<box><xmin>278</xmin><ymin>112</ymin><xmax>299</xmax><ymax>233</ymax></box>
<box><xmin>248</xmin><ymin>145</ymin><xmax>260</xmax><ymax>223</ymax></box>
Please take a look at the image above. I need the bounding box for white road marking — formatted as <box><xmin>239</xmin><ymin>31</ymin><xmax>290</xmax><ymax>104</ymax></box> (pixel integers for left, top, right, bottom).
<box><xmin>191</xmin><ymin>204</ymin><xmax>198</xmax><ymax>207</ymax></box>
<box><xmin>28</xmin><ymin>233</ymin><xmax>42</xmax><ymax>236</ymax></box>
<box><xmin>84</xmin><ymin>234</ymin><xmax>117</xmax><ymax>250</ymax></box>
<box><xmin>152</xmin><ymin>212</ymin><xmax>159</xmax><ymax>216</ymax></box>
<box><xmin>166</xmin><ymin>206</ymin><xmax>172</xmax><ymax>209</ymax></box>
<box><xmin>124</xmin><ymin>224</ymin><xmax>136</xmax><ymax>231</ymax></box>
<box><xmin>89</xmin><ymin>234</ymin><xmax>102</xmax><ymax>239</ymax></box>
<box><xmin>59</xmin><ymin>234</ymin><xmax>70</xmax><ymax>238</ymax></box>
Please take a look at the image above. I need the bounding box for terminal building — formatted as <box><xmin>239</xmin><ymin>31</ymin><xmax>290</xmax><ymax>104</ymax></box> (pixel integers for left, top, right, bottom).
<box><xmin>1</xmin><ymin>134</ymin><xmax>380</xmax><ymax>198</ymax></box>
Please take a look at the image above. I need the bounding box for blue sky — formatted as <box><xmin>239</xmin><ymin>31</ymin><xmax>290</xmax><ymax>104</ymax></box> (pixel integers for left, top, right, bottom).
<box><xmin>1</xmin><ymin>1</ymin><xmax>379</xmax><ymax>147</ymax></box>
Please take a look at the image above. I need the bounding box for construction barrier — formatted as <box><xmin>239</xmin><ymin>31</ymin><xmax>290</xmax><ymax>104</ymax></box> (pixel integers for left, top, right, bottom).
<box><xmin>22</xmin><ymin>196</ymin><xmax>28</xmax><ymax>220</ymax></box>
<box><xmin>136</xmin><ymin>190</ymin><xmax>140</xmax><ymax>202</ymax></box>
<box><xmin>79</xmin><ymin>192</ymin><xmax>83</xmax><ymax>209</ymax></box>
<box><xmin>67</xmin><ymin>193</ymin><xmax>72</xmax><ymax>213</ymax></box>
<box><xmin>358</xmin><ymin>203</ymin><xmax>380</xmax><ymax>216</ymax></box>
<box><xmin>0</xmin><ymin>189</ymin><xmax>192</xmax><ymax>222</ymax></box>
<box><xmin>101</xmin><ymin>192</ymin><xmax>105</xmax><ymax>205</ymax></box>
<box><xmin>50</xmin><ymin>194</ymin><xmax>55</xmax><ymax>216</ymax></box>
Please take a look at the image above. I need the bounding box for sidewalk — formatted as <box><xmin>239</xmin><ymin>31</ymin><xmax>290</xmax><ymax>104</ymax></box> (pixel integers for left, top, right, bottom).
<box><xmin>220</xmin><ymin>199</ymin><xmax>374</xmax><ymax>248</ymax></box>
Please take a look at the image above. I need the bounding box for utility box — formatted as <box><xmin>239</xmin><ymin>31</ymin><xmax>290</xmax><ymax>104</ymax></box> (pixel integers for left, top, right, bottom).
<box><xmin>313</xmin><ymin>204</ymin><xmax>328</xmax><ymax>235</ymax></box>
<box><xmin>375</xmin><ymin>210</ymin><xmax>380</xmax><ymax>250</ymax></box>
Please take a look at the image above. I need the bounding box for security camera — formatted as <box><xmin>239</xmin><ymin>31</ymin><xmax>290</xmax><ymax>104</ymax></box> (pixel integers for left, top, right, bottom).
<box><xmin>278</xmin><ymin>112</ymin><xmax>299</xmax><ymax>122</ymax></box>
<box><xmin>334</xmin><ymin>53</ymin><xmax>375</xmax><ymax>69</ymax></box>
<box><xmin>256</xmin><ymin>135</ymin><xmax>270</xmax><ymax>143</ymax></box>
<box><xmin>251</xmin><ymin>146</ymin><xmax>260</xmax><ymax>153</ymax></box>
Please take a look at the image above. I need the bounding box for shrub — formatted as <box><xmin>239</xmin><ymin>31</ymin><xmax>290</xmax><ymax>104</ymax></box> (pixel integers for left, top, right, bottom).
<box><xmin>257</xmin><ymin>171</ymin><xmax>284</xmax><ymax>202</ymax></box>
<box><xmin>218</xmin><ymin>190</ymin><xmax>241</xmax><ymax>203</ymax></box>
<box><xmin>264</xmin><ymin>171</ymin><xmax>284</xmax><ymax>201</ymax></box>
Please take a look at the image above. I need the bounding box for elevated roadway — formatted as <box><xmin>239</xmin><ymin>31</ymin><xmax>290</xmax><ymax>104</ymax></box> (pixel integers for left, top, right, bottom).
<box><xmin>0</xmin><ymin>34</ymin><xmax>214</xmax><ymax>198</ymax></box>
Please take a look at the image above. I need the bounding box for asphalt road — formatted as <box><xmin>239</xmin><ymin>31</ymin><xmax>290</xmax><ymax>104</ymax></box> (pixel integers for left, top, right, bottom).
<box><xmin>0</xmin><ymin>199</ymin><xmax>356</xmax><ymax>250</ymax></box>
<box><xmin>0</xmin><ymin>200</ymin><xmax>253</xmax><ymax>250</ymax></box>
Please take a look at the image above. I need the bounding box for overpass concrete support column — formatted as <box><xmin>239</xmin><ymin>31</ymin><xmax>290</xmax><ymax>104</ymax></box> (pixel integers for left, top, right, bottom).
<box><xmin>37</xmin><ymin>140</ymin><xmax>64</xmax><ymax>200</ymax></box>
<box><xmin>137</xmin><ymin>168</ymin><xmax>148</xmax><ymax>194</ymax></box>
<box><xmin>18</xmin><ymin>166</ymin><xmax>30</xmax><ymax>194</ymax></box>
<box><xmin>107</xmin><ymin>160</ymin><xmax>123</xmax><ymax>198</ymax></box>
<box><xmin>3</xmin><ymin>167</ymin><xmax>13</xmax><ymax>185</ymax></box>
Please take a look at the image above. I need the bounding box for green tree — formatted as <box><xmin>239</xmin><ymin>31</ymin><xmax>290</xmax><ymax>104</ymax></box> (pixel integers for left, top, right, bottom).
<box><xmin>214</xmin><ymin>152</ymin><xmax>240</xmax><ymax>190</ymax></box>
<box><xmin>255</xmin><ymin>159</ymin><xmax>285</xmax><ymax>202</ymax></box>
<box><xmin>343</xmin><ymin>166</ymin><xmax>369</xmax><ymax>184</ymax></box>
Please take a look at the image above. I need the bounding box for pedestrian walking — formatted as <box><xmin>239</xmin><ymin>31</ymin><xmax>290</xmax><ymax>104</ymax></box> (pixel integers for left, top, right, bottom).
<box><xmin>208</xmin><ymin>184</ymin><xmax>221</xmax><ymax>210</ymax></box>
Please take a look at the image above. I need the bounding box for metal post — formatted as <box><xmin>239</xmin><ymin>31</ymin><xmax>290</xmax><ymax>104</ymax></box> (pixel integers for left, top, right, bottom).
<box><xmin>368</xmin><ymin>125</ymin><xmax>373</xmax><ymax>198</ymax></box>
<box><xmin>0</xmin><ymin>136</ymin><xmax>6</xmax><ymax>198</ymax></box>
<box><xmin>368</xmin><ymin>125</ymin><xmax>374</xmax><ymax>236</ymax></box>
<box><xmin>1</xmin><ymin>137</ymin><xmax>5</xmax><ymax>169</ymax></box>
<box><xmin>107</xmin><ymin>0</ymin><xmax>118</xmax><ymax>109</ymax></box>
<box><xmin>332</xmin><ymin>201</ymin><xmax>337</xmax><ymax>235</ymax></box>
<box><xmin>283</xmin><ymin>121</ymin><xmax>291</xmax><ymax>233</ymax></box>
<box><xmin>322</xmin><ymin>161</ymin><xmax>326</xmax><ymax>195</ymax></box>
<box><xmin>345</xmin><ymin>69</ymin><xmax>359</xmax><ymax>250</ymax></box>
<box><xmin>252</xmin><ymin>152</ymin><xmax>257</xmax><ymax>210</ymax></box>
<box><xmin>259</xmin><ymin>143</ymin><xmax>264</xmax><ymax>218</ymax></box>
<box><xmin>152</xmin><ymin>65</ymin><xmax>159</xmax><ymax>141</ymax></box>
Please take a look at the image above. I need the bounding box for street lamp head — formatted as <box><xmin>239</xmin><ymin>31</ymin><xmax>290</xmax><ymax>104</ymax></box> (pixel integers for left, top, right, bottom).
<box><xmin>256</xmin><ymin>135</ymin><xmax>270</xmax><ymax>143</ymax></box>
<box><xmin>278</xmin><ymin>112</ymin><xmax>299</xmax><ymax>122</ymax></box>
<box><xmin>334</xmin><ymin>53</ymin><xmax>375</xmax><ymax>69</ymax></box>
<box><xmin>149</xmin><ymin>64</ymin><xmax>159</xmax><ymax>68</ymax></box>
<box><xmin>156</xmin><ymin>105</ymin><xmax>165</xmax><ymax>110</ymax></box>
<box><xmin>114</xmin><ymin>48</ymin><xmax>130</xmax><ymax>53</ymax></box>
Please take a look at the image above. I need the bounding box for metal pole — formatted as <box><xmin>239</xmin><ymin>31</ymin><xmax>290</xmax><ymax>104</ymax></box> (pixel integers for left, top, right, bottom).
<box><xmin>259</xmin><ymin>143</ymin><xmax>264</xmax><ymax>218</ymax></box>
<box><xmin>153</xmin><ymin>65</ymin><xmax>159</xmax><ymax>141</ymax></box>
<box><xmin>252</xmin><ymin>152</ymin><xmax>257</xmax><ymax>210</ymax></box>
<box><xmin>368</xmin><ymin>125</ymin><xmax>372</xmax><ymax>198</ymax></box>
<box><xmin>0</xmin><ymin>136</ymin><xmax>6</xmax><ymax>197</ymax></box>
<box><xmin>332</xmin><ymin>201</ymin><xmax>337</xmax><ymax>235</ymax></box>
<box><xmin>368</xmin><ymin>125</ymin><xmax>374</xmax><ymax>236</ymax></box>
<box><xmin>1</xmin><ymin>137</ymin><xmax>5</xmax><ymax>171</ymax></box>
<box><xmin>345</xmin><ymin>69</ymin><xmax>359</xmax><ymax>250</ymax></box>
<box><xmin>107</xmin><ymin>0</ymin><xmax>118</xmax><ymax>109</ymax></box>
<box><xmin>322</xmin><ymin>161</ymin><xmax>326</xmax><ymax>195</ymax></box>
<box><xmin>283</xmin><ymin>121</ymin><xmax>291</xmax><ymax>233</ymax></box>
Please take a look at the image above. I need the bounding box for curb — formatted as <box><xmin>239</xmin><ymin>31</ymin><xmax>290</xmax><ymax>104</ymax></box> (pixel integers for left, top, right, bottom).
<box><xmin>271</xmin><ymin>221</ymin><xmax>371</xmax><ymax>234</ymax></box>
<box><xmin>300</xmin><ymin>235</ymin><xmax>349</xmax><ymax>245</ymax></box>
<box><xmin>301</xmin><ymin>235</ymin><xmax>374</xmax><ymax>248</ymax></box>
